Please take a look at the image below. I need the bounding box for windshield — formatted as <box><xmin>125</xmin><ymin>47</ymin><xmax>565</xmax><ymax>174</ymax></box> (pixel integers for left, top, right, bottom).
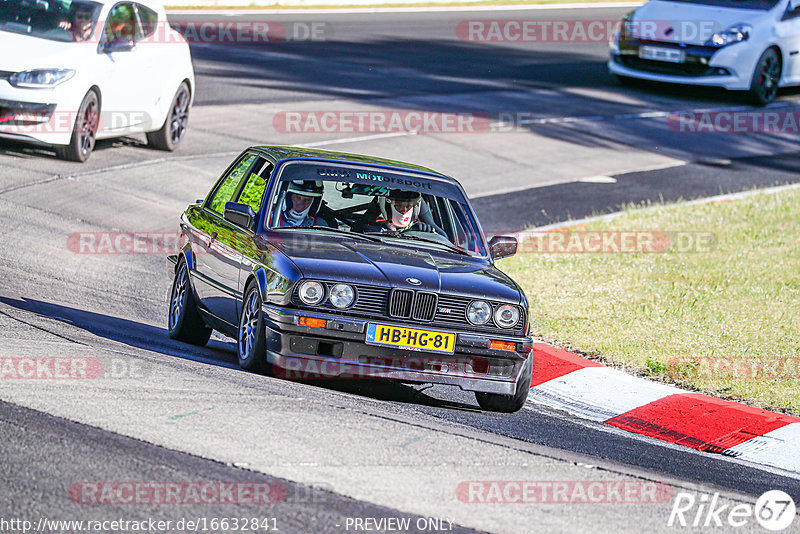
<box><xmin>0</xmin><ymin>0</ymin><xmax>102</xmax><ymax>42</ymax></box>
<box><xmin>267</xmin><ymin>161</ymin><xmax>488</xmax><ymax>257</ymax></box>
<box><xmin>666</xmin><ymin>0</ymin><xmax>779</xmax><ymax>10</ymax></box>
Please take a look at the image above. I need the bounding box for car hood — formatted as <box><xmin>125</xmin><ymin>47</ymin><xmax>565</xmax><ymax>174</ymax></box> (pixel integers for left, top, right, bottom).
<box><xmin>270</xmin><ymin>235</ymin><xmax>523</xmax><ymax>304</ymax></box>
<box><xmin>0</xmin><ymin>30</ymin><xmax>88</xmax><ymax>71</ymax></box>
<box><xmin>631</xmin><ymin>1</ymin><xmax>770</xmax><ymax>45</ymax></box>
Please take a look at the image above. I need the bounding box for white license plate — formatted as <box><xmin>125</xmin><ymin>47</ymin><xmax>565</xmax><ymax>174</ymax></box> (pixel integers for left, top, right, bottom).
<box><xmin>639</xmin><ymin>46</ymin><xmax>684</xmax><ymax>64</ymax></box>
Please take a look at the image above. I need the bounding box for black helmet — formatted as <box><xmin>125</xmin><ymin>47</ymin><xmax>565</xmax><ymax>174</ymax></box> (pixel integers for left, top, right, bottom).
<box><xmin>388</xmin><ymin>189</ymin><xmax>421</xmax><ymax>204</ymax></box>
<box><xmin>287</xmin><ymin>180</ymin><xmax>324</xmax><ymax>198</ymax></box>
<box><xmin>379</xmin><ymin>188</ymin><xmax>422</xmax><ymax>223</ymax></box>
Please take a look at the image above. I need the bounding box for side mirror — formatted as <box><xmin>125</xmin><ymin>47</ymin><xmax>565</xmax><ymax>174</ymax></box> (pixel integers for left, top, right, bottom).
<box><xmin>488</xmin><ymin>235</ymin><xmax>517</xmax><ymax>260</ymax></box>
<box><xmin>102</xmin><ymin>39</ymin><xmax>135</xmax><ymax>53</ymax></box>
<box><xmin>224</xmin><ymin>202</ymin><xmax>256</xmax><ymax>231</ymax></box>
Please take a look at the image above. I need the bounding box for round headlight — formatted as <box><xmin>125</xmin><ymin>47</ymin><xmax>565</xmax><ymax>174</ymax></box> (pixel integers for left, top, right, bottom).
<box><xmin>329</xmin><ymin>284</ymin><xmax>355</xmax><ymax>309</ymax></box>
<box><xmin>298</xmin><ymin>281</ymin><xmax>325</xmax><ymax>305</ymax></box>
<box><xmin>494</xmin><ymin>304</ymin><xmax>520</xmax><ymax>328</ymax></box>
<box><xmin>467</xmin><ymin>300</ymin><xmax>492</xmax><ymax>325</ymax></box>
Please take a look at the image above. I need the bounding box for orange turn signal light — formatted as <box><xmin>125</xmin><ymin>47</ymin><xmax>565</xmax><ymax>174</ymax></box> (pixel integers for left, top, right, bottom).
<box><xmin>489</xmin><ymin>340</ymin><xmax>516</xmax><ymax>352</ymax></box>
<box><xmin>299</xmin><ymin>317</ymin><xmax>327</xmax><ymax>329</ymax></box>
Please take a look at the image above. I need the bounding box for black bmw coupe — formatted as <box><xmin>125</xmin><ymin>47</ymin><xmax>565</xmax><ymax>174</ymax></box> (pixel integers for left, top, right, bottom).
<box><xmin>167</xmin><ymin>146</ymin><xmax>533</xmax><ymax>412</ymax></box>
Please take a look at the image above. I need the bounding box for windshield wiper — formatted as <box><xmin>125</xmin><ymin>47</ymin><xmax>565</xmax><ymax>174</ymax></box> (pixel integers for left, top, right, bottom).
<box><xmin>362</xmin><ymin>231</ymin><xmax>473</xmax><ymax>256</ymax></box>
<box><xmin>279</xmin><ymin>226</ymin><xmax>383</xmax><ymax>243</ymax></box>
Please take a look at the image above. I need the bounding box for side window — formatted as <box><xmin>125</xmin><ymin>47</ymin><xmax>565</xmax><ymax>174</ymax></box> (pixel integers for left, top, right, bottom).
<box><xmin>105</xmin><ymin>3</ymin><xmax>138</xmax><ymax>42</ymax></box>
<box><xmin>237</xmin><ymin>173</ymin><xmax>267</xmax><ymax>213</ymax></box>
<box><xmin>207</xmin><ymin>154</ymin><xmax>257</xmax><ymax>214</ymax></box>
<box><xmin>450</xmin><ymin>200</ymin><xmax>483</xmax><ymax>254</ymax></box>
<box><xmin>135</xmin><ymin>4</ymin><xmax>158</xmax><ymax>38</ymax></box>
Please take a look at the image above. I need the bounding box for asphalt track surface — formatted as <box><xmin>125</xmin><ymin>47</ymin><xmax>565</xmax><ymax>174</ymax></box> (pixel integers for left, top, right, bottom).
<box><xmin>1</xmin><ymin>6</ymin><xmax>800</xmax><ymax>533</ymax></box>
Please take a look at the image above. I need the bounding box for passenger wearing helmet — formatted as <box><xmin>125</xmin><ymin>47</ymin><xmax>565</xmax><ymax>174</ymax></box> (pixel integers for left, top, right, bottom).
<box><xmin>278</xmin><ymin>180</ymin><xmax>331</xmax><ymax>228</ymax></box>
<box><xmin>353</xmin><ymin>189</ymin><xmax>445</xmax><ymax>235</ymax></box>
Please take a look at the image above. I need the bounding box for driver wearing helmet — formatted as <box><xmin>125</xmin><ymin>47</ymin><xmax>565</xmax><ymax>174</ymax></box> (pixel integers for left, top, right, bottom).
<box><xmin>278</xmin><ymin>180</ymin><xmax>331</xmax><ymax>228</ymax></box>
<box><xmin>354</xmin><ymin>188</ymin><xmax>445</xmax><ymax>235</ymax></box>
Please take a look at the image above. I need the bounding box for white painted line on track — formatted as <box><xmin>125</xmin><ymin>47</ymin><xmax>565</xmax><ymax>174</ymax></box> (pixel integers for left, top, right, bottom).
<box><xmin>300</xmin><ymin>131</ymin><xmax>418</xmax><ymax>147</ymax></box>
<box><xmin>470</xmin><ymin>160</ymin><xmax>686</xmax><ymax>199</ymax></box>
<box><xmin>575</xmin><ymin>175</ymin><xmax>617</xmax><ymax>183</ymax></box>
<box><xmin>63</xmin><ymin>151</ymin><xmax>243</xmax><ymax>179</ymax></box>
<box><xmin>503</xmin><ymin>101</ymin><xmax>799</xmax><ymax>128</ymax></box>
<box><xmin>168</xmin><ymin>3</ymin><xmax>644</xmax><ymax>16</ymax></box>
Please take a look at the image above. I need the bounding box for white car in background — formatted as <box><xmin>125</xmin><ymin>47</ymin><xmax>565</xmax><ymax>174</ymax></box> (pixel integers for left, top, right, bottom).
<box><xmin>609</xmin><ymin>0</ymin><xmax>800</xmax><ymax>104</ymax></box>
<box><xmin>0</xmin><ymin>0</ymin><xmax>194</xmax><ymax>161</ymax></box>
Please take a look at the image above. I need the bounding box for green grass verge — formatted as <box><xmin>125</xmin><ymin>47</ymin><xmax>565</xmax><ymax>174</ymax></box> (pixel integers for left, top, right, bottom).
<box><xmin>498</xmin><ymin>187</ymin><xmax>800</xmax><ymax>415</ymax></box>
<box><xmin>166</xmin><ymin>0</ymin><xmax>632</xmax><ymax>10</ymax></box>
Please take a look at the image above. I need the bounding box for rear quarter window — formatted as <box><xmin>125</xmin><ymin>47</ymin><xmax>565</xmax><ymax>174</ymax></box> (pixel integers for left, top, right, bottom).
<box><xmin>207</xmin><ymin>153</ymin><xmax>257</xmax><ymax>214</ymax></box>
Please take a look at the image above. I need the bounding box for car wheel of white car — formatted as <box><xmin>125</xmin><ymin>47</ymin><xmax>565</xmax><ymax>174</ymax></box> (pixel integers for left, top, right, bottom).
<box><xmin>56</xmin><ymin>90</ymin><xmax>100</xmax><ymax>163</ymax></box>
<box><xmin>147</xmin><ymin>82</ymin><xmax>190</xmax><ymax>151</ymax></box>
<box><xmin>749</xmin><ymin>48</ymin><xmax>781</xmax><ymax>106</ymax></box>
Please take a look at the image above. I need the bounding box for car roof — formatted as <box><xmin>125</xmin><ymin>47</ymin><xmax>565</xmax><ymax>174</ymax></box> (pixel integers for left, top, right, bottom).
<box><xmin>251</xmin><ymin>145</ymin><xmax>454</xmax><ymax>181</ymax></box>
<box><xmin>87</xmin><ymin>0</ymin><xmax>165</xmax><ymax>12</ymax></box>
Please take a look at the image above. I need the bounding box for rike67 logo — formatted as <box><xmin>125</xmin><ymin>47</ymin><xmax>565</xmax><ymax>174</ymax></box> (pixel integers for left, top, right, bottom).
<box><xmin>669</xmin><ymin>490</ymin><xmax>796</xmax><ymax>531</ymax></box>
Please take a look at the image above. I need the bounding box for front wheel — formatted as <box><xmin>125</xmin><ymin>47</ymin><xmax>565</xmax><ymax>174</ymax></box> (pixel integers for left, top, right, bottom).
<box><xmin>168</xmin><ymin>260</ymin><xmax>212</xmax><ymax>346</ymax></box>
<box><xmin>749</xmin><ymin>48</ymin><xmax>781</xmax><ymax>106</ymax></box>
<box><xmin>238</xmin><ymin>282</ymin><xmax>271</xmax><ymax>373</ymax></box>
<box><xmin>146</xmin><ymin>82</ymin><xmax>190</xmax><ymax>151</ymax></box>
<box><xmin>56</xmin><ymin>90</ymin><xmax>100</xmax><ymax>162</ymax></box>
<box><xmin>475</xmin><ymin>356</ymin><xmax>533</xmax><ymax>413</ymax></box>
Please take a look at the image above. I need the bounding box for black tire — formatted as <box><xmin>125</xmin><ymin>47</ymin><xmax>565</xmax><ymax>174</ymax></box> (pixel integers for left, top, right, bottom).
<box><xmin>749</xmin><ymin>48</ymin><xmax>781</xmax><ymax>106</ymax></box>
<box><xmin>168</xmin><ymin>259</ymin><xmax>212</xmax><ymax>346</ymax></box>
<box><xmin>55</xmin><ymin>90</ymin><xmax>100</xmax><ymax>162</ymax></box>
<box><xmin>237</xmin><ymin>281</ymin><xmax>271</xmax><ymax>374</ymax></box>
<box><xmin>475</xmin><ymin>356</ymin><xmax>533</xmax><ymax>413</ymax></box>
<box><xmin>146</xmin><ymin>82</ymin><xmax>190</xmax><ymax>151</ymax></box>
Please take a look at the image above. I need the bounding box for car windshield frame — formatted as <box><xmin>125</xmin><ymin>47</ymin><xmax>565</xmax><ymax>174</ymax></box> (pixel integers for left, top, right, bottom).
<box><xmin>0</xmin><ymin>0</ymin><xmax>103</xmax><ymax>42</ymax></box>
<box><xmin>664</xmin><ymin>0</ymin><xmax>780</xmax><ymax>10</ymax></box>
<box><xmin>264</xmin><ymin>160</ymin><xmax>490</xmax><ymax>258</ymax></box>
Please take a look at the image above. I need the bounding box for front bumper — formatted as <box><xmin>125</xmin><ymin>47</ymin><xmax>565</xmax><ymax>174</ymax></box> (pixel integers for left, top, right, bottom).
<box><xmin>261</xmin><ymin>304</ymin><xmax>533</xmax><ymax>396</ymax></box>
<box><xmin>609</xmin><ymin>38</ymin><xmax>757</xmax><ymax>91</ymax></box>
<box><xmin>0</xmin><ymin>80</ymin><xmax>81</xmax><ymax>146</ymax></box>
